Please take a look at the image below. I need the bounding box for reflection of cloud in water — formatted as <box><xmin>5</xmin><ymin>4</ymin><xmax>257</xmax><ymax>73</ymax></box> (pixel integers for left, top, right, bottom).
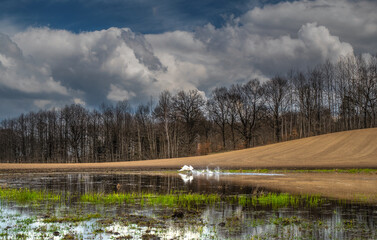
<box><xmin>178</xmin><ymin>166</ymin><xmax>283</xmax><ymax>183</ymax></box>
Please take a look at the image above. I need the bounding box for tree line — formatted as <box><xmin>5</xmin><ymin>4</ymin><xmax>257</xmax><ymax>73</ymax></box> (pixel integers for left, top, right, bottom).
<box><xmin>0</xmin><ymin>54</ymin><xmax>376</xmax><ymax>163</ymax></box>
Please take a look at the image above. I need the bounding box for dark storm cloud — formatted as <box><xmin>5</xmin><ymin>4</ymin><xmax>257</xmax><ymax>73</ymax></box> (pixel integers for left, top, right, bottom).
<box><xmin>0</xmin><ymin>0</ymin><xmax>376</xmax><ymax>118</ymax></box>
<box><xmin>12</xmin><ymin>27</ymin><xmax>166</xmax><ymax>107</ymax></box>
<box><xmin>0</xmin><ymin>32</ymin><xmax>72</xmax><ymax>118</ymax></box>
<box><xmin>0</xmin><ymin>32</ymin><xmax>68</xmax><ymax>96</ymax></box>
<box><xmin>121</xmin><ymin>30</ymin><xmax>166</xmax><ymax>72</ymax></box>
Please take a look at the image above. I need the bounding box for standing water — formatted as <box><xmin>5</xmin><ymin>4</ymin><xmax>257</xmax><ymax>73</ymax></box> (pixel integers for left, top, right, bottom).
<box><xmin>0</xmin><ymin>172</ymin><xmax>376</xmax><ymax>239</ymax></box>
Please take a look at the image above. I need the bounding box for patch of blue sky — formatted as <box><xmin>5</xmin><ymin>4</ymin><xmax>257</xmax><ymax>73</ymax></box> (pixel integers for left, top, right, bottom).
<box><xmin>0</xmin><ymin>0</ymin><xmax>295</xmax><ymax>33</ymax></box>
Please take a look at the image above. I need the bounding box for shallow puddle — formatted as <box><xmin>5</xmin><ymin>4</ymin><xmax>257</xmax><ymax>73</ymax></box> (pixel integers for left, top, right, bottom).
<box><xmin>0</xmin><ymin>172</ymin><xmax>376</xmax><ymax>239</ymax></box>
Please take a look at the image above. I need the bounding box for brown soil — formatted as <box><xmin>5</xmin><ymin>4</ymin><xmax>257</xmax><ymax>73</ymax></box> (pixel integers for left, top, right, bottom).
<box><xmin>1</xmin><ymin>128</ymin><xmax>377</xmax><ymax>202</ymax></box>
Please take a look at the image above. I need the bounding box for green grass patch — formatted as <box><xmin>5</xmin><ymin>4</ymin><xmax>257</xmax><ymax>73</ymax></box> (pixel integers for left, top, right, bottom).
<box><xmin>224</xmin><ymin>168</ymin><xmax>377</xmax><ymax>174</ymax></box>
<box><xmin>0</xmin><ymin>187</ymin><xmax>61</xmax><ymax>204</ymax></box>
<box><xmin>81</xmin><ymin>191</ymin><xmax>323</xmax><ymax>209</ymax></box>
<box><xmin>80</xmin><ymin>192</ymin><xmax>221</xmax><ymax>209</ymax></box>
<box><xmin>0</xmin><ymin>187</ymin><xmax>325</xmax><ymax>209</ymax></box>
<box><xmin>227</xmin><ymin>169</ymin><xmax>270</xmax><ymax>173</ymax></box>
<box><xmin>234</xmin><ymin>193</ymin><xmax>323</xmax><ymax>208</ymax></box>
<box><xmin>288</xmin><ymin>168</ymin><xmax>377</xmax><ymax>174</ymax></box>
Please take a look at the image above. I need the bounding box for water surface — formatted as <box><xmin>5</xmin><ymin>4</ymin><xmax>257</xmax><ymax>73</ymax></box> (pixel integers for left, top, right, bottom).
<box><xmin>0</xmin><ymin>172</ymin><xmax>376</xmax><ymax>239</ymax></box>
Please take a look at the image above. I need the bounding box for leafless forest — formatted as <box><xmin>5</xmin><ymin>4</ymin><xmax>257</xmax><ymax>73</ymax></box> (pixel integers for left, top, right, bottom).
<box><xmin>1</xmin><ymin>55</ymin><xmax>376</xmax><ymax>163</ymax></box>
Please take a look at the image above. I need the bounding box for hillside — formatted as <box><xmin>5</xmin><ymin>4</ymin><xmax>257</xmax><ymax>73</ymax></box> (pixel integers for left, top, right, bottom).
<box><xmin>1</xmin><ymin>128</ymin><xmax>377</xmax><ymax>171</ymax></box>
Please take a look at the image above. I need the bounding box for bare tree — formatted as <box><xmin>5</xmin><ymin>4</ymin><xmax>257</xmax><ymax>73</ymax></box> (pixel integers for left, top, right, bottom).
<box><xmin>207</xmin><ymin>87</ymin><xmax>229</xmax><ymax>150</ymax></box>
<box><xmin>264</xmin><ymin>76</ymin><xmax>289</xmax><ymax>142</ymax></box>
<box><xmin>230</xmin><ymin>79</ymin><xmax>264</xmax><ymax>148</ymax></box>
<box><xmin>62</xmin><ymin>104</ymin><xmax>88</xmax><ymax>163</ymax></box>
<box><xmin>154</xmin><ymin>90</ymin><xmax>173</xmax><ymax>158</ymax></box>
<box><xmin>172</xmin><ymin>90</ymin><xmax>205</xmax><ymax>155</ymax></box>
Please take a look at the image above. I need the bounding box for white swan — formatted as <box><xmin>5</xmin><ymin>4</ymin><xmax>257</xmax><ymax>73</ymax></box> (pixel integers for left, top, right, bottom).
<box><xmin>179</xmin><ymin>165</ymin><xmax>194</xmax><ymax>172</ymax></box>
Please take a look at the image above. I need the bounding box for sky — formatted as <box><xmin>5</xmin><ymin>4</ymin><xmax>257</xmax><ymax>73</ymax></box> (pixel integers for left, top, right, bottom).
<box><xmin>0</xmin><ymin>0</ymin><xmax>377</xmax><ymax>118</ymax></box>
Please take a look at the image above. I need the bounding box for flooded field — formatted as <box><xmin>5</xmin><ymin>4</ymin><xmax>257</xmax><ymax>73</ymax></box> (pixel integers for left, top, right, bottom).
<box><xmin>0</xmin><ymin>172</ymin><xmax>376</xmax><ymax>240</ymax></box>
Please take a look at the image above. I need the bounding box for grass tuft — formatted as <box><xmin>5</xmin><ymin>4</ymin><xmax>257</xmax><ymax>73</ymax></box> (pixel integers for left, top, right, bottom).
<box><xmin>0</xmin><ymin>187</ymin><xmax>61</xmax><ymax>203</ymax></box>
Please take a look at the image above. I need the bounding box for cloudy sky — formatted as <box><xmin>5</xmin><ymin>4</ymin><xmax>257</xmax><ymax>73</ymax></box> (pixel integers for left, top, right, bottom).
<box><xmin>0</xmin><ymin>0</ymin><xmax>376</xmax><ymax>118</ymax></box>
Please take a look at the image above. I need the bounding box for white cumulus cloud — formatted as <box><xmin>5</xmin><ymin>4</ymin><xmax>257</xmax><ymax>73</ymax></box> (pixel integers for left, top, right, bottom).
<box><xmin>12</xmin><ymin>27</ymin><xmax>166</xmax><ymax>107</ymax></box>
<box><xmin>240</xmin><ymin>0</ymin><xmax>377</xmax><ymax>53</ymax></box>
<box><xmin>107</xmin><ymin>84</ymin><xmax>136</xmax><ymax>102</ymax></box>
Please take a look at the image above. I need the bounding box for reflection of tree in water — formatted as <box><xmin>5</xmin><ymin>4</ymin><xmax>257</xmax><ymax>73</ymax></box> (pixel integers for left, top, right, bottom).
<box><xmin>4</xmin><ymin>173</ymin><xmax>260</xmax><ymax>196</ymax></box>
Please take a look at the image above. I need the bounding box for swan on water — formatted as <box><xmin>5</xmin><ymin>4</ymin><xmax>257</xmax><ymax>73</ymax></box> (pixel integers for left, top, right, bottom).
<box><xmin>179</xmin><ymin>165</ymin><xmax>194</xmax><ymax>171</ymax></box>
